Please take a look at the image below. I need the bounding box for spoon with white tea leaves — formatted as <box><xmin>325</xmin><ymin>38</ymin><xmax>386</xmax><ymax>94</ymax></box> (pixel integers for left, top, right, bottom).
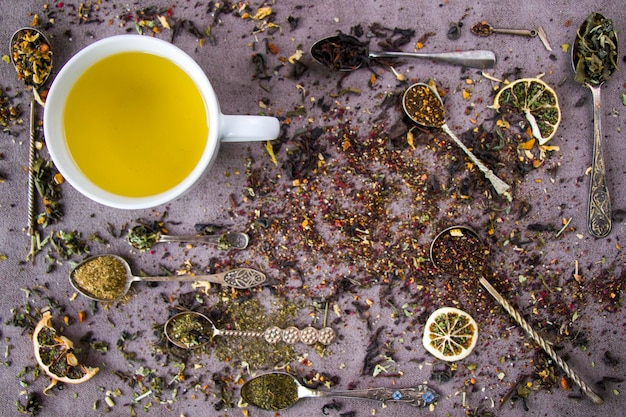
<box><xmin>163</xmin><ymin>311</ymin><xmax>336</xmax><ymax>349</ymax></box>
<box><xmin>310</xmin><ymin>33</ymin><xmax>496</xmax><ymax>71</ymax></box>
<box><xmin>10</xmin><ymin>27</ymin><xmax>53</xmax><ymax>247</ymax></box>
<box><xmin>128</xmin><ymin>225</ymin><xmax>249</xmax><ymax>250</ymax></box>
<box><xmin>402</xmin><ymin>83</ymin><xmax>510</xmax><ymax>195</ymax></box>
<box><xmin>241</xmin><ymin>372</ymin><xmax>439</xmax><ymax>411</ymax></box>
<box><xmin>572</xmin><ymin>12</ymin><xmax>618</xmax><ymax>238</ymax></box>
<box><xmin>70</xmin><ymin>254</ymin><xmax>266</xmax><ymax>302</ymax></box>
<box><xmin>430</xmin><ymin>226</ymin><xmax>603</xmax><ymax>405</ymax></box>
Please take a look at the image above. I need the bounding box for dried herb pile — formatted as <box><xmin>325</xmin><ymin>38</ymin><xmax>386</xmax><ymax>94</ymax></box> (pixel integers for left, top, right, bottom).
<box><xmin>573</xmin><ymin>12</ymin><xmax>618</xmax><ymax>86</ymax></box>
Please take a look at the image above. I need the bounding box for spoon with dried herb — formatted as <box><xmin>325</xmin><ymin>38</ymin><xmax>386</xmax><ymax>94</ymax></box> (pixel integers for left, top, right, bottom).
<box><xmin>128</xmin><ymin>224</ymin><xmax>249</xmax><ymax>251</ymax></box>
<box><xmin>70</xmin><ymin>254</ymin><xmax>267</xmax><ymax>302</ymax></box>
<box><xmin>572</xmin><ymin>12</ymin><xmax>618</xmax><ymax>238</ymax></box>
<box><xmin>430</xmin><ymin>226</ymin><xmax>604</xmax><ymax>405</ymax></box>
<box><xmin>164</xmin><ymin>311</ymin><xmax>336</xmax><ymax>349</ymax></box>
<box><xmin>310</xmin><ymin>33</ymin><xmax>496</xmax><ymax>71</ymax></box>
<box><xmin>241</xmin><ymin>372</ymin><xmax>440</xmax><ymax>411</ymax></box>
<box><xmin>9</xmin><ymin>27</ymin><xmax>53</xmax><ymax>243</ymax></box>
<box><xmin>402</xmin><ymin>83</ymin><xmax>510</xmax><ymax>195</ymax></box>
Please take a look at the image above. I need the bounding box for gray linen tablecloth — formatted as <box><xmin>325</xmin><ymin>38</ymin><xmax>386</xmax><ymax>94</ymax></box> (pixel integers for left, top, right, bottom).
<box><xmin>0</xmin><ymin>1</ymin><xmax>624</xmax><ymax>416</ymax></box>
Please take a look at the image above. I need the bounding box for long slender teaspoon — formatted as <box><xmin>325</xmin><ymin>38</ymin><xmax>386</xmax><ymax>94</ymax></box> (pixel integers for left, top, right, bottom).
<box><xmin>572</xmin><ymin>12</ymin><xmax>618</xmax><ymax>238</ymax></box>
<box><xmin>9</xmin><ymin>27</ymin><xmax>53</xmax><ymax>257</ymax></box>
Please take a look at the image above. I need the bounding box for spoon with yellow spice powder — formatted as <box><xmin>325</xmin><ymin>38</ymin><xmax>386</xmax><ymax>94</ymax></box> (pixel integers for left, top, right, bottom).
<box><xmin>70</xmin><ymin>254</ymin><xmax>267</xmax><ymax>302</ymax></box>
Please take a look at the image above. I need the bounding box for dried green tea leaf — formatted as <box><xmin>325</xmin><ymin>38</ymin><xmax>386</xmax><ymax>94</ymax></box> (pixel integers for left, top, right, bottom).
<box><xmin>573</xmin><ymin>12</ymin><xmax>618</xmax><ymax>86</ymax></box>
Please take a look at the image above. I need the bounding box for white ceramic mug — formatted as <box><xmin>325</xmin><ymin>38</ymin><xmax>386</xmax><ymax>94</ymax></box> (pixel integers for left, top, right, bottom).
<box><xmin>44</xmin><ymin>35</ymin><xmax>279</xmax><ymax>209</ymax></box>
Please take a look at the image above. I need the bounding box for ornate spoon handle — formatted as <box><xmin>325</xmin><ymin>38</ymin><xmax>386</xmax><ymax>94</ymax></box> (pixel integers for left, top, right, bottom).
<box><xmin>441</xmin><ymin>124</ymin><xmax>510</xmax><ymax>195</ymax></box>
<box><xmin>215</xmin><ymin>326</ymin><xmax>336</xmax><ymax>345</ymax></box>
<box><xmin>314</xmin><ymin>385</ymin><xmax>439</xmax><ymax>408</ymax></box>
<box><xmin>587</xmin><ymin>84</ymin><xmax>611</xmax><ymax>238</ymax></box>
<box><xmin>135</xmin><ymin>268</ymin><xmax>266</xmax><ymax>289</ymax></box>
<box><xmin>158</xmin><ymin>232</ymin><xmax>250</xmax><ymax>249</ymax></box>
<box><xmin>479</xmin><ymin>276</ymin><xmax>604</xmax><ymax>405</ymax></box>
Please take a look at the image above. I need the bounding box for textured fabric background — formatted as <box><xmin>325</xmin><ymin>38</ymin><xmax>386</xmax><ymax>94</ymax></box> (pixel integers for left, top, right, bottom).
<box><xmin>0</xmin><ymin>1</ymin><xmax>624</xmax><ymax>416</ymax></box>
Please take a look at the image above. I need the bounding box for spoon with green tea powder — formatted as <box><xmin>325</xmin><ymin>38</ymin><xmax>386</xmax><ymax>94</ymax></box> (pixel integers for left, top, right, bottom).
<box><xmin>402</xmin><ymin>83</ymin><xmax>510</xmax><ymax>195</ymax></box>
<box><xmin>70</xmin><ymin>254</ymin><xmax>266</xmax><ymax>302</ymax></box>
<box><xmin>241</xmin><ymin>372</ymin><xmax>439</xmax><ymax>411</ymax></box>
<box><xmin>572</xmin><ymin>12</ymin><xmax>618</xmax><ymax>238</ymax></box>
<box><xmin>310</xmin><ymin>33</ymin><xmax>496</xmax><ymax>71</ymax></box>
<box><xmin>429</xmin><ymin>226</ymin><xmax>604</xmax><ymax>405</ymax></box>
<box><xmin>10</xmin><ymin>28</ymin><xmax>53</xmax><ymax>248</ymax></box>
<box><xmin>128</xmin><ymin>224</ymin><xmax>249</xmax><ymax>250</ymax></box>
<box><xmin>164</xmin><ymin>311</ymin><xmax>336</xmax><ymax>349</ymax></box>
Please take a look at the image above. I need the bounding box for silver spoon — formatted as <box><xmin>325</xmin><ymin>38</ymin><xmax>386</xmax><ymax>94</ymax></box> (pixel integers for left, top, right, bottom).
<box><xmin>402</xmin><ymin>83</ymin><xmax>510</xmax><ymax>195</ymax></box>
<box><xmin>128</xmin><ymin>225</ymin><xmax>249</xmax><ymax>250</ymax></box>
<box><xmin>164</xmin><ymin>311</ymin><xmax>336</xmax><ymax>349</ymax></box>
<box><xmin>9</xmin><ymin>28</ymin><xmax>53</xmax><ymax>243</ymax></box>
<box><xmin>70</xmin><ymin>254</ymin><xmax>266</xmax><ymax>302</ymax></box>
<box><xmin>241</xmin><ymin>371</ymin><xmax>439</xmax><ymax>411</ymax></box>
<box><xmin>430</xmin><ymin>226</ymin><xmax>603</xmax><ymax>405</ymax></box>
<box><xmin>310</xmin><ymin>34</ymin><xmax>496</xmax><ymax>71</ymax></box>
<box><xmin>572</xmin><ymin>12</ymin><xmax>618</xmax><ymax>238</ymax></box>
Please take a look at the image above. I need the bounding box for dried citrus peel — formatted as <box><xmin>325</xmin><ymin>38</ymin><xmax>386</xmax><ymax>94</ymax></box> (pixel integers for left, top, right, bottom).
<box><xmin>422</xmin><ymin>307</ymin><xmax>478</xmax><ymax>362</ymax></box>
<box><xmin>492</xmin><ymin>77</ymin><xmax>561</xmax><ymax>145</ymax></box>
<box><xmin>33</xmin><ymin>311</ymin><xmax>99</xmax><ymax>393</ymax></box>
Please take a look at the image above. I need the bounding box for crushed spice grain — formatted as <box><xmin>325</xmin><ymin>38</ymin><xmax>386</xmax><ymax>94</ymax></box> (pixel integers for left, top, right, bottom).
<box><xmin>71</xmin><ymin>255</ymin><xmax>127</xmax><ymax>301</ymax></box>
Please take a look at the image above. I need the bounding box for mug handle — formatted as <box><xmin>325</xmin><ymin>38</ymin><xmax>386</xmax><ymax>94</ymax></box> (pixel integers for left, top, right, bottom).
<box><xmin>220</xmin><ymin>114</ymin><xmax>280</xmax><ymax>143</ymax></box>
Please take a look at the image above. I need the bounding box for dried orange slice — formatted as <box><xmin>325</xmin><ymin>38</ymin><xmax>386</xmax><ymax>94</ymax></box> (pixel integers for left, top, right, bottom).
<box><xmin>492</xmin><ymin>77</ymin><xmax>561</xmax><ymax>145</ymax></box>
<box><xmin>33</xmin><ymin>311</ymin><xmax>99</xmax><ymax>391</ymax></box>
<box><xmin>422</xmin><ymin>307</ymin><xmax>478</xmax><ymax>362</ymax></box>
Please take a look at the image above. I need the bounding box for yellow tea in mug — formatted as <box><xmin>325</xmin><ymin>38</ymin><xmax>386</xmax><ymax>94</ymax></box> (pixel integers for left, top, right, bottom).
<box><xmin>63</xmin><ymin>52</ymin><xmax>208</xmax><ymax>197</ymax></box>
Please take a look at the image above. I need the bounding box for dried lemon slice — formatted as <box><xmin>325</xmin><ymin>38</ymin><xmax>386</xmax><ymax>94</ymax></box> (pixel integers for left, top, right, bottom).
<box><xmin>33</xmin><ymin>311</ymin><xmax>99</xmax><ymax>392</ymax></box>
<box><xmin>422</xmin><ymin>307</ymin><xmax>478</xmax><ymax>362</ymax></box>
<box><xmin>492</xmin><ymin>77</ymin><xmax>561</xmax><ymax>145</ymax></box>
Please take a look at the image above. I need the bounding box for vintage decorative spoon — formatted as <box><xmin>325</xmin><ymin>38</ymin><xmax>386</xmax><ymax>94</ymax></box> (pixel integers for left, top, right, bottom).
<box><xmin>128</xmin><ymin>225</ymin><xmax>249</xmax><ymax>251</ymax></box>
<box><xmin>430</xmin><ymin>226</ymin><xmax>604</xmax><ymax>405</ymax></box>
<box><xmin>70</xmin><ymin>254</ymin><xmax>267</xmax><ymax>302</ymax></box>
<box><xmin>164</xmin><ymin>311</ymin><xmax>336</xmax><ymax>349</ymax></box>
<box><xmin>241</xmin><ymin>372</ymin><xmax>439</xmax><ymax>411</ymax></box>
<box><xmin>9</xmin><ymin>27</ymin><xmax>53</xmax><ymax>242</ymax></box>
<box><xmin>572</xmin><ymin>12</ymin><xmax>618</xmax><ymax>238</ymax></box>
<box><xmin>402</xmin><ymin>83</ymin><xmax>510</xmax><ymax>195</ymax></box>
<box><xmin>311</xmin><ymin>33</ymin><xmax>496</xmax><ymax>71</ymax></box>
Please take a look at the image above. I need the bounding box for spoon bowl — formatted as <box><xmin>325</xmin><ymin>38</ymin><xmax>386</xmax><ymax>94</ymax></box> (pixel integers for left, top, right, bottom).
<box><xmin>402</xmin><ymin>83</ymin><xmax>510</xmax><ymax>195</ymax></box>
<box><xmin>571</xmin><ymin>12</ymin><xmax>618</xmax><ymax>238</ymax></box>
<box><xmin>9</xmin><ymin>27</ymin><xmax>53</xmax><ymax>242</ymax></box>
<box><xmin>163</xmin><ymin>311</ymin><xmax>336</xmax><ymax>349</ymax></box>
<box><xmin>241</xmin><ymin>372</ymin><xmax>439</xmax><ymax>411</ymax></box>
<box><xmin>310</xmin><ymin>33</ymin><xmax>496</xmax><ymax>71</ymax></box>
<box><xmin>430</xmin><ymin>226</ymin><xmax>603</xmax><ymax>405</ymax></box>
<box><xmin>70</xmin><ymin>254</ymin><xmax>267</xmax><ymax>302</ymax></box>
